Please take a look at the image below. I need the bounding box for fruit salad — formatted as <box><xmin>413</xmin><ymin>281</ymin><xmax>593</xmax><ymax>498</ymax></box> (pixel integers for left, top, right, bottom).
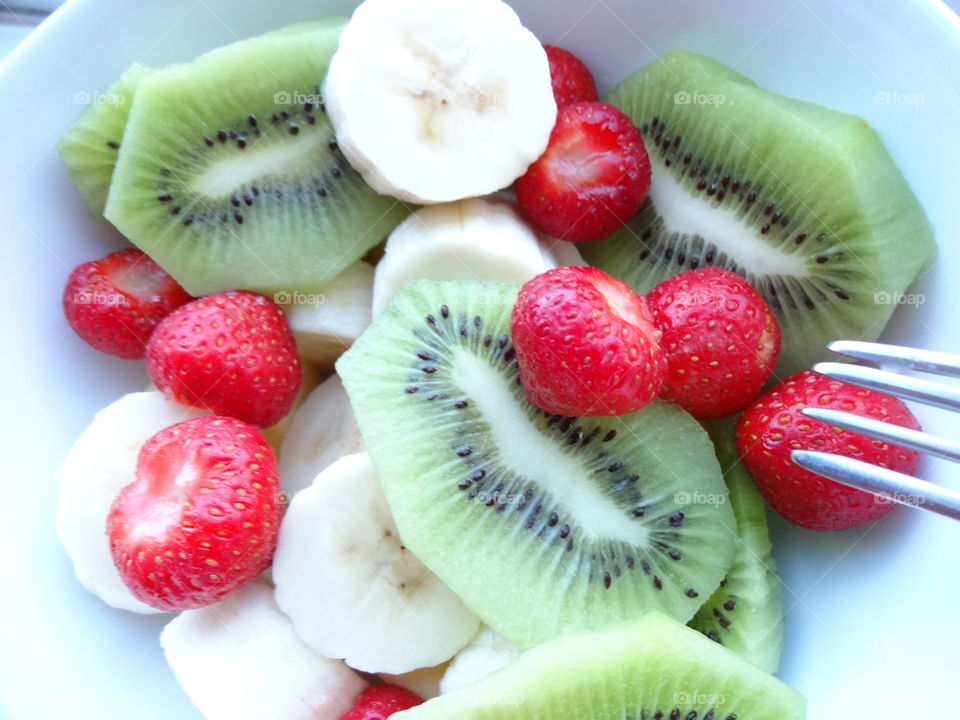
<box><xmin>53</xmin><ymin>0</ymin><xmax>936</xmax><ymax>718</ymax></box>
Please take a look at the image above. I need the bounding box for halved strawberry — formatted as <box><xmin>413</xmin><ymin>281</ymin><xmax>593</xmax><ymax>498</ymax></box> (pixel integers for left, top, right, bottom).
<box><xmin>63</xmin><ymin>248</ymin><xmax>192</xmax><ymax>359</ymax></box>
<box><xmin>516</xmin><ymin>101</ymin><xmax>651</xmax><ymax>243</ymax></box>
<box><xmin>511</xmin><ymin>266</ymin><xmax>665</xmax><ymax>416</ymax></box>
<box><xmin>108</xmin><ymin>415</ymin><xmax>284</xmax><ymax>611</ymax></box>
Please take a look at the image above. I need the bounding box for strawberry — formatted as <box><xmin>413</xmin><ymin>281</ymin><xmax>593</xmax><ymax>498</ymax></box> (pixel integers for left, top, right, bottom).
<box><xmin>646</xmin><ymin>267</ymin><xmax>781</xmax><ymax>419</ymax></box>
<box><xmin>543</xmin><ymin>44</ymin><xmax>598</xmax><ymax>108</ymax></box>
<box><xmin>511</xmin><ymin>266</ymin><xmax>665</xmax><ymax>416</ymax></box>
<box><xmin>339</xmin><ymin>684</ymin><xmax>424</xmax><ymax>720</ymax></box>
<box><xmin>736</xmin><ymin>371</ymin><xmax>922</xmax><ymax>531</ymax></box>
<box><xmin>516</xmin><ymin>101</ymin><xmax>651</xmax><ymax>243</ymax></box>
<box><xmin>62</xmin><ymin>248</ymin><xmax>192</xmax><ymax>359</ymax></box>
<box><xmin>107</xmin><ymin>416</ymin><xmax>284</xmax><ymax>611</ymax></box>
<box><xmin>145</xmin><ymin>290</ymin><xmax>301</xmax><ymax>428</ymax></box>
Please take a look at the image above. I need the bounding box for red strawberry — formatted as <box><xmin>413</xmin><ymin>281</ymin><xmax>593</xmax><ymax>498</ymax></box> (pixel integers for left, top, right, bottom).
<box><xmin>339</xmin><ymin>684</ymin><xmax>424</xmax><ymax>720</ymax></box>
<box><xmin>62</xmin><ymin>248</ymin><xmax>192</xmax><ymax>359</ymax></box>
<box><xmin>511</xmin><ymin>266</ymin><xmax>665</xmax><ymax>416</ymax></box>
<box><xmin>108</xmin><ymin>416</ymin><xmax>284</xmax><ymax>610</ymax></box>
<box><xmin>543</xmin><ymin>44</ymin><xmax>599</xmax><ymax>108</ymax></box>
<box><xmin>145</xmin><ymin>290</ymin><xmax>301</xmax><ymax>428</ymax></box>
<box><xmin>736</xmin><ymin>371</ymin><xmax>921</xmax><ymax>531</ymax></box>
<box><xmin>516</xmin><ymin>101</ymin><xmax>650</xmax><ymax>243</ymax></box>
<box><xmin>646</xmin><ymin>267</ymin><xmax>781</xmax><ymax>419</ymax></box>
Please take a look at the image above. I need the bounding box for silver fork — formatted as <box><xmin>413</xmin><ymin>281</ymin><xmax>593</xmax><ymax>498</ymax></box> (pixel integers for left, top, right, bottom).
<box><xmin>790</xmin><ymin>340</ymin><xmax>960</xmax><ymax>521</ymax></box>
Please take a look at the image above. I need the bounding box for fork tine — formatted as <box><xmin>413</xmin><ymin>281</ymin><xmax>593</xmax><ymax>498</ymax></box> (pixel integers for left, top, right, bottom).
<box><xmin>812</xmin><ymin>361</ymin><xmax>960</xmax><ymax>412</ymax></box>
<box><xmin>827</xmin><ymin>340</ymin><xmax>960</xmax><ymax>378</ymax></box>
<box><xmin>791</xmin><ymin>450</ymin><xmax>960</xmax><ymax>521</ymax></box>
<box><xmin>801</xmin><ymin>408</ymin><xmax>960</xmax><ymax>463</ymax></box>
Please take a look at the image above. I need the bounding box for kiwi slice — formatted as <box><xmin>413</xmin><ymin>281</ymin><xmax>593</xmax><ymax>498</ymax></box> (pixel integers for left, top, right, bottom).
<box><xmin>393</xmin><ymin>612</ymin><xmax>806</xmax><ymax>719</ymax></box>
<box><xmin>337</xmin><ymin>279</ymin><xmax>736</xmax><ymax>648</ymax></box>
<box><xmin>57</xmin><ymin>63</ymin><xmax>150</xmax><ymax>217</ymax></box>
<box><xmin>690</xmin><ymin>418</ymin><xmax>784</xmax><ymax>673</ymax></box>
<box><xmin>105</xmin><ymin>22</ymin><xmax>410</xmax><ymax>297</ymax></box>
<box><xmin>581</xmin><ymin>50</ymin><xmax>935</xmax><ymax>376</ymax></box>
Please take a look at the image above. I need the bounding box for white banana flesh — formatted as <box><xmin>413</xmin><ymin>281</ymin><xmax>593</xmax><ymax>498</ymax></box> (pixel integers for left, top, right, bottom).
<box><xmin>372</xmin><ymin>197</ymin><xmax>567</xmax><ymax>315</ymax></box>
<box><xmin>323</xmin><ymin>0</ymin><xmax>556</xmax><ymax>203</ymax></box>
<box><xmin>379</xmin><ymin>663</ymin><xmax>448</xmax><ymax>700</ymax></box>
<box><xmin>279</xmin><ymin>261</ymin><xmax>374</xmax><ymax>369</ymax></box>
<box><xmin>278</xmin><ymin>373</ymin><xmax>364</xmax><ymax>497</ymax></box>
<box><xmin>272</xmin><ymin>453</ymin><xmax>480</xmax><ymax>674</ymax></box>
<box><xmin>543</xmin><ymin>234</ymin><xmax>587</xmax><ymax>268</ymax></box>
<box><xmin>161</xmin><ymin>579</ymin><xmax>366</xmax><ymax>720</ymax></box>
<box><xmin>439</xmin><ymin>626</ymin><xmax>521</xmax><ymax>694</ymax></box>
<box><xmin>55</xmin><ymin>391</ymin><xmax>207</xmax><ymax>613</ymax></box>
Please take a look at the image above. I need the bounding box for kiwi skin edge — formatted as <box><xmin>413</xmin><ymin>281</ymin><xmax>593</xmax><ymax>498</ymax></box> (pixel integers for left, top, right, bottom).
<box><xmin>693</xmin><ymin>417</ymin><xmax>785</xmax><ymax>674</ymax></box>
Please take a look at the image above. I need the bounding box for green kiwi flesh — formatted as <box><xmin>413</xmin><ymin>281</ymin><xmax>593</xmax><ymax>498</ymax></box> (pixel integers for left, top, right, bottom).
<box><xmin>57</xmin><ymin>63</ymin><xmax>150</xmax><ymax>217</ymax></box>
<box><xmin>690</xmin><ymin>418</ymin><xmax>784</xmax><ymax>673</ymax></box>
<box><xmin>393</xmin><ymin>612</ymin><xmax>806</xmax><ymax>720</ymax></box>
<box><xmin>337</xmin><ymin>279</ymin><xmax>736</xmax><ymax>649</ymax></box>
<box><xmin>105</xmin><ymin>22</ymin><xmax>409</xmax><ymax>297</ymax></box>
<box><xmin>581</xmin><ymin>50</ymin><xmax>935</xmax><ymax>377</ymax></box>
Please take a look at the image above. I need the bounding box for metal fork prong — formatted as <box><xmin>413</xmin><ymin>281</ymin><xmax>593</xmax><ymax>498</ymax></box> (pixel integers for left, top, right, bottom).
<box><xmin>827</xmin><ymin>340</ymin><xmax>960</xmax><ymax>378</ymax></box>
<box><xmin>791</xmin><ymin>450</ymin><xmax>960</xmax><ymax>521</ymax></box>
<box><xmin>812</xmin><ymin>362</ymin><xmax>960</xmax><ymax>413</ymax></box>
<box><xmin>802</xmin><ymin>408</ymin><xmax>960</xmax><ymax>463</ymax></box>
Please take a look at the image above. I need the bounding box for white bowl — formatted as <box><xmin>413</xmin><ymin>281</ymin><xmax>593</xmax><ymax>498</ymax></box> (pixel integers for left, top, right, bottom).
<box><xmin>2</xmin><ymin>0</ymin><xmax>959</xmax><ymax>717</ymax></box>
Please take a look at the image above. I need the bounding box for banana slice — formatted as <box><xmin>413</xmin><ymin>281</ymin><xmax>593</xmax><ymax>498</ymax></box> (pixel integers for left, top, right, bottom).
<box><xmin>487</xmin><ymin>191</ymin><xmax>588</xmax><ymax>269</ymax></box>
<box><xmin>380</xmin><ymin>663</ymin><xmax>448</xmax><ymax>700</ymax></box>
<box><xmin>372</xmin><ymin>197</ymin><xmax>565</xmax><ymax>315</ymax></box>
<box><xmin>273</xmin><ymin>453</ymin><xmax>480</xmax><ymax>674</ymax></box>
<box><xmin>439</xmin><ymin>626</ymin><xmax>521</xmax><ymax>694</ymax></box>
<box><xmin>278</xmin><ymin>373</ymin><xmax>365</xmax><ymax>496</ymax></box>
<box><xmin>55</xmin><ymin>391</ymin><xmax>207</xmax><ymax>613</ymax></box>
<box><xmin>323</xmin><ymin>0</ymin><xmax>556</xmax><ymax>203</ymax></box>
<box><xmin>543</xmin><ymin>234</ymin><xmax>587</xmax><ymax>268</ymax></box>
<box><xmin>162</xmin><ymin>579</ymin><xmax>366</xmax><ymax>720</ymax></box>
<box><xmin>279</xmin><ymin>261</ymin><xmax>374</xmax><ymax>369</ymax></box>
